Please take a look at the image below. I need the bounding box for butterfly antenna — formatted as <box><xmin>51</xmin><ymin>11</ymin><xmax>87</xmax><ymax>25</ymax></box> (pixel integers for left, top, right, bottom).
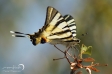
<box><xmin>82</xmin><ymin>32</ymin><xmax>88</xmax><ymax>36</ymax></box>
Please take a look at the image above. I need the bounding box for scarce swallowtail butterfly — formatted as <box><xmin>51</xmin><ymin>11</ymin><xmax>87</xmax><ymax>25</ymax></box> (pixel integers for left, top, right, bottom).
<box><xmin>10</xmin><ymin>6</ymin><xmax>80</xmax><ymax>47</ymax></box>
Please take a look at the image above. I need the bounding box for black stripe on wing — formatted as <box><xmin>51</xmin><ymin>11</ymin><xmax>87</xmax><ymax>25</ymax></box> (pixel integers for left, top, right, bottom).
<box><xmin>60</xmin><ymin>35</ymin><xmax>73</xmax><ymax>39</ymax></box>
<box><xmin>50</xmin><ymin>29</ymin><xmax>70</xmax><ymax>36</ymax></box>
<box><xmin>50</xmin><ymin>35</ymin><xmax>73</xmax><ymax>40</ymax></box>
<box><xmin>51</xmin><ymin>17</ymin><xmax>64</xmax><ymax>31</ymax></box>
<box><xmin>42</xmin><ymin>6</ymin><xmax>62</xmax><ymax>31</ymax></box>
<box><xmin>63</xmin><ymin>15</ymin><xmax>77</xmax><ymax>37</ymax></box>
<box><xmin>64</xmin><ymin>39</ymin><xmax>80</xmax><ymax>42</ymax></box>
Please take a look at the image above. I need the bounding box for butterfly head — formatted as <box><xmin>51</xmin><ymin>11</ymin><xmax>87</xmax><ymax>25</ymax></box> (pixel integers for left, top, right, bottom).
<box><xmin>28</xmin><ymin>32</ymin><xmax>44</xmax><ymax>46</ymax></box>
<box><xmin>28</xmin><ymin>34</ymin><xmax>37</xmax><ymax>46</ymax></box>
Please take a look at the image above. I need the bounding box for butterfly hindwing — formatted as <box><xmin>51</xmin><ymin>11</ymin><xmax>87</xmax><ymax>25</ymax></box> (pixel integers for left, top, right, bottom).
<box><xmin>49</xmin><ymin>14</ymin><xmax>77</xmax><ymax>42</ymax></box>
<box><xmin>63</xmin><ymin>14</ymin><xmax>77</xmax><ymax>38</ymax></box>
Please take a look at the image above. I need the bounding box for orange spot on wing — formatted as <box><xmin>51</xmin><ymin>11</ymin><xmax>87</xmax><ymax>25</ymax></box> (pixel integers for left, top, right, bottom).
<box><xmin>42</xmin><ymin>37</ymin><xmax>49</xmax><ymax>42</ymax></box>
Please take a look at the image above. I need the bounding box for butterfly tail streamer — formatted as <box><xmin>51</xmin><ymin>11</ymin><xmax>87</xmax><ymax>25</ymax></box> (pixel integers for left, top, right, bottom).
<box><xmin>10</xmin><ymin>31</ymin><xmax>29</xmax><ymax>38</ymax></box>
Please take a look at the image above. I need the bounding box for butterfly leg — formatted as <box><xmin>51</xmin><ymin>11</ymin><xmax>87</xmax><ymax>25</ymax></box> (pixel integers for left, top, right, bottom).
<box><xmin>53</xmin><ymin>45</ymin><xmax>76</xmax><ymax>64</ymax></box>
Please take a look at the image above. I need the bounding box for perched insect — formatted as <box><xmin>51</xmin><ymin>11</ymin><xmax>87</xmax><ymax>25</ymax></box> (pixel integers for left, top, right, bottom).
<box><xmin>10</xmin><ymin>6</ymin><xmax>80</xmax><ymax>48</ymax></box>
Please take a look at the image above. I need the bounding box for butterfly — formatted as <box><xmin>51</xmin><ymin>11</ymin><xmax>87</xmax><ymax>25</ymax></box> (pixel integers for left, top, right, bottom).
<box><xmin>10</xmin><ymin>6</ymin><xmax>80</xmax><ymax>48</ymax></box>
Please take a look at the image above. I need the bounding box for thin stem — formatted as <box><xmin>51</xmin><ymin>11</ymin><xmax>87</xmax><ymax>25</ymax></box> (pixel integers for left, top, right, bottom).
<box><xmin>53</xmin><ymin>56</ymin><xmax>66</xmax><ymax>61</ymax></box>
<box><xmin>54</xmin><ymin>45</ymin><xmax>76</xmax><ymax>60</ymax></box>
<box><xmin>54</xmin><ymin>45</ymin><xmax>64</xmax><ymax>53</ymax></box>
<box><xmin>66</xmin><ymin>46</ymin><xmax>71</xmax><ymax>51</ymax></box>
<box><xmin>64</xmin><ymin>51</ymin><xmax>71</xmax><ymax>64</ymax></box>
<box><xmin>66</xmin><ymin>52</ymin><xmax>75</xmax><ymax>59</ymax></box>
<box><xmin>70</xmin><ymin>70</ymin><xmax>76</xmax><ymax>74</ymax></box>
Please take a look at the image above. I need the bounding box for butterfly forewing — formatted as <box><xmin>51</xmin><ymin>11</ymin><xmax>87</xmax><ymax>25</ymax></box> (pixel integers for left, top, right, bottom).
<box><xmin>42</xmin><ymin>7</ymin><xmax>73</xmax><ymax>41</ymax></box>
<box><xmin>42</xmin><ymin>6</ymin><xmax>60</xmax><ymax>31</ymax></box>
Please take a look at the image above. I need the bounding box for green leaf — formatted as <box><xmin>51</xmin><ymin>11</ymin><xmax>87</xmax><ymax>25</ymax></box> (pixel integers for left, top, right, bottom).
<box><xmin>81</xmin><ymin>44</ymin><xmax>92</xmax><ymax>56</ymax></box>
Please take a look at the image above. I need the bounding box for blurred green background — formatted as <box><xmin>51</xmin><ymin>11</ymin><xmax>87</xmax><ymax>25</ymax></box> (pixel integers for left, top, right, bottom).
<box><xmin>0</xmin><ymin>0</ymin><xmax>112</xmax><ymax>74</ymax></box>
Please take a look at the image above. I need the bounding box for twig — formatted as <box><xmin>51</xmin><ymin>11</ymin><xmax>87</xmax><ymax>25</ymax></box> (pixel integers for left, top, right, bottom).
<box><xmin>53</xmin><ymin>56</ymin><xmax>66</xmax><ymax>61</ymax></box>
<box><xmin>54</xmin><ymin>45</ymin><xmax>64</xmax><ymax>53</ymax></box>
